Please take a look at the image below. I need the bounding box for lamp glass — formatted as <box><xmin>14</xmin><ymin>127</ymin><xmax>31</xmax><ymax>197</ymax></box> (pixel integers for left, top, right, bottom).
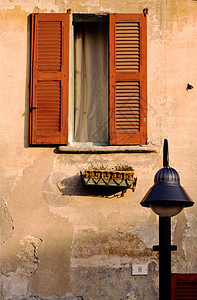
<box><xmin>151</xmin><ymin>204</ymin><xmax>184</xmax><ymax>217</ymax></box>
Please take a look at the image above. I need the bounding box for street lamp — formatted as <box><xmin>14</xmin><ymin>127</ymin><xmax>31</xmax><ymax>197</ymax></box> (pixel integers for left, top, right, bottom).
<box><xmin>140</xmin><ymin>139</ymin><xmax>194</xmax><ymax>300</ymax></box>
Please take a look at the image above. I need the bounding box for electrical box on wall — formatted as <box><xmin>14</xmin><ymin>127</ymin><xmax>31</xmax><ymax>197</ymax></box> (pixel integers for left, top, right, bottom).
<box><xmin>132</xmin><ymin>264</ymin><xmax>148</xmax><ymax>276</ymax></box>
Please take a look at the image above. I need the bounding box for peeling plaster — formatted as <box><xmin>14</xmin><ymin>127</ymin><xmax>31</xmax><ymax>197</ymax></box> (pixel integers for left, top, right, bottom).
<box><xmin>72</xmin><ymin>229</ymin><xmax>153</xmax><ymax>258</ymax></box>
<box><xmin>0</xmin><ymin>150</ymin><xmax>52</xmax><ymax>200</ymax></box>
<box><xmin>71</xmin><ymin>228</ymin><xmax>157</xmax><ymax>270</ymax></box>
<box><xmin>0</xmin><ymin>198</ymin><xmax>14</xmax><ymax>244</ymax></box>
<box><xmin>71</xmin><ymin>254</ymin><xmax>157</xmax><ymax>269</ymax></box>
<box><xmin>0</xmin><ymin>3</ymin><xmax>62</xmax><ymax>13</ymax></box>
<box><xmin>127</xmin><ymin>291</ymin><xmax>137</xmax><ymax>300</ymax></box>
<box><xmin>171</xmin><ymin>210</ymin><xmax>197</xmax><ymax>273</ymax></box>
<box><xmin>17</xmin><ymin>235</ymin><xmax>42</xmax><ymax>276</ymax></box>
<box><xmin>1</xmin><ymin>235</ymin><xmax>42</xmax><ymax>300</ymax></box>
<box><xmin>173</xmin><ymin>213</ymin><xmax>187</xmax><ymax>260</ymax></box>
<box><xmin>184</xmin><ymin>209</ymin><xmax>197</xmax><ymax>237</ymax></box>
<box><xmin>134</xmin><ymin>218</ymin><xmax>158</xmax><ymax>249</ymax></box>
<box><xmin>71</xmin><ymin>262</ymin><xmax>158</xmax><ymax>300</ymax></box>
<box><xmin>1</xmin><ymin>271</ymin><xmax>29</xmax><ymax>300</ymax></box>
<box><xmin>0</xmin><ymin>292</ymin><xmax>84</xmax><ymax>300</ymax></box>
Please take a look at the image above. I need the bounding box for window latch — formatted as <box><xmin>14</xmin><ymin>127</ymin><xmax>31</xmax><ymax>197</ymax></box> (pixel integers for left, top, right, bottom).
<box><xmin>30</xmin><ymin>107</ymin><xmax>38</xmax><ymax>112</ymax></box>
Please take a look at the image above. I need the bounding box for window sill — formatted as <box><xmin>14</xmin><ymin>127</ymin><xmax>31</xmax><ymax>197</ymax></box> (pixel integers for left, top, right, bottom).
<box><xmin>56</xmin><ymin>144</ymin><xmax>158</xmax><ymax>154</ymax></box>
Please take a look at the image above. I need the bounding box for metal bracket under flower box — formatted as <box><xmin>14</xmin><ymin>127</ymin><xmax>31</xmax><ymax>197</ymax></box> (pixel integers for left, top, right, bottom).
<box><xmin>80</xmin><ymin>169</ymin><xmax>137</xmax><ymax>192</ymax></box>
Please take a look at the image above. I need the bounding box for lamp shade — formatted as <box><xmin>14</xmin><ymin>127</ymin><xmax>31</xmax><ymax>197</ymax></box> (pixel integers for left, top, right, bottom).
<box><xmin>140</xmin><ymin>166</ymin><xmax>194</xmax><ymax>217</ymax></box>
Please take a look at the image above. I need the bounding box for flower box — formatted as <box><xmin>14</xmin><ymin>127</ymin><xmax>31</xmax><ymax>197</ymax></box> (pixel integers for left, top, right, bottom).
<box><xmin>84</xmin><ymin>169</ymin><xmax>134</xmax><ymax>180</ymax></box>
<box><xmin>81</xmin><ymin>169</ymin><xmax>137</xmax><ymax>193</ymax></box>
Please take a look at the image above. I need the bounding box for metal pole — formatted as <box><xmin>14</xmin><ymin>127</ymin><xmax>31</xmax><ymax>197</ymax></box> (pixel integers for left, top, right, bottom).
<box><xmin>159</xmin><ymin>217</ymin><xmax>171</xmax><ymax>300</ymax></box>
<box><xmin>163</xmin><ymin>139</ymin><xmax>169</xmax><ymax>167</ymax></box>
<box><xmin>159</xmin><ymin>139</ymin><xmax>171</xmax><ymax>300</ymax></box>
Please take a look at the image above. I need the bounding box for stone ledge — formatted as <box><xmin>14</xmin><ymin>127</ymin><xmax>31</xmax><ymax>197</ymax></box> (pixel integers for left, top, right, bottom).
<box><xmin>56</xmin><ymin>144</ymin><xmax>158</xmax><ymax>154</ymax></box>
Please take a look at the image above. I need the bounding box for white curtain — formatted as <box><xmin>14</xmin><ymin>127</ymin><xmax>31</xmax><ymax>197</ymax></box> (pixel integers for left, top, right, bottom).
<box><xmin>74</xmin><ymin>22</ymin><xmax>108</xmax><ymax>143</ymax></box>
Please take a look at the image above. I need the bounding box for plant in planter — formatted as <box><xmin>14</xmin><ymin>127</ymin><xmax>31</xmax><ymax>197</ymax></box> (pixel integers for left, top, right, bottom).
<box><xmin>84</xmin><ymin>163</ymin><xmax>134</xmax><ymax>180</ymax></box>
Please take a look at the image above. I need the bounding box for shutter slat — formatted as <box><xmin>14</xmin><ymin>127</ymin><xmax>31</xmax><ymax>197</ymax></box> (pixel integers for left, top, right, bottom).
<box><xmin>116</xmin><ymin>82</ymin><xmax>140</xmax><ymax>86</ymax></box>
<box><xmin>116</xmin><ymin>105</ymin><xmax>140</xmax><ymax>108</ymax></box>
<box><xmin>117</xmin><ymin>90</ymin><xmax>140</xmax><ymax>93</ymax></box>
<box><xmin>37</xmin><ymin>101</ymin><xmax>61</xmax><ymax>104</ymax></box>
<box><xmin>116</xmin><ymin>22</ymin><xmax>139</xmax><ymax>27</ymax></box>
<box><xmin>116</xmin><ymin>92</ymin><xmax>139</xmax><ymax>95</ymax></box>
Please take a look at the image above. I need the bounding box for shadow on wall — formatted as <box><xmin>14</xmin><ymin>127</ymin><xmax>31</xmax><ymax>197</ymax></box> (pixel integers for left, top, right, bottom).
<box><xmin>57</xmin><ymin>174</ymin><xmax>91</xmax><ymax>196</ymax></box>
<box><xmin>58</xmin><ymin>174</ymin><xmax>128</xmax><ymax>197</ymax></box>
<box><xmin>23</xmin><ymin>15</ymin><xmax>31</xmax><ymax>148</ymax></box>
<box><xmin>41</xmin><ymin>173</ymin><xmax>127</xmax><ymax>207</ymax></box>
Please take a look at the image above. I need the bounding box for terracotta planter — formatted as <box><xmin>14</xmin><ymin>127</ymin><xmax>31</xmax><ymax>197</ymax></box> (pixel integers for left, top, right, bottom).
<box><xmin>84</xmin><ymin>169</ymin><xmax>134</xmax><ymax>181</ymax></box>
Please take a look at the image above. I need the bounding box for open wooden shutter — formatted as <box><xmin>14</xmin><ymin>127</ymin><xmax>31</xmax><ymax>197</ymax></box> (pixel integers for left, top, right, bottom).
<box><xmin>109</xmin><ymin>14</ymin><xmax>147</xmax><ymax>145</ymax></box>
<box><xmin>172</xmin><ymin>274</ymin><xmax>197</xmax><ymax>299</ymax></box>
<box><xmin>30</xmin><ymin>13</ymin><xmax>69</xmax><ymax>145</ymax></box>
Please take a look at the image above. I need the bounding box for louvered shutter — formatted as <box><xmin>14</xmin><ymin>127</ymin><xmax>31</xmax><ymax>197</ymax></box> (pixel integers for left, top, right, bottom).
<box><xmin>30</xmin><ymin>13</ymin><xmax>69</xmax><ymax>145</ymax></box>
<box><xmin>109</xmin><ymin>14</ymin><xmax>147</xmax><ymax>145</ymax></box>
<box><xmin>172</xmin><ymin>274</ymin><xmax>197</xmax><ymax>299</ymax></box>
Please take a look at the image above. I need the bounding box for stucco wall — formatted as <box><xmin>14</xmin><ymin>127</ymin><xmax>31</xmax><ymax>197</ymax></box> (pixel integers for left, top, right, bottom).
<box><xmin>1</xmin><ymin>1</ymin><xmax>197</xmax><ymax>299</ymax></box>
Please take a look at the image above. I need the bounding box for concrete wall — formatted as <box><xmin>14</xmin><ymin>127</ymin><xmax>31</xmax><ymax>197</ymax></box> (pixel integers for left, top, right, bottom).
<box><xmin>1</xmin><ymin>0</ymin><xmax>197</xmax><ymax>299</ymax></box>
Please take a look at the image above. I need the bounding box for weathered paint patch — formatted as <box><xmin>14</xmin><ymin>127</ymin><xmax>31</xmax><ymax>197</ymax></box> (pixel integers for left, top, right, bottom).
<box><xmin>71</xmin><ymin>262</ymin><xmax>158</xmax><ymax>300</ymax></box>
<box><xmin>0</xmin><ymin>6</ymin><xmax>29</xmax><ymax>35</ymax></box>
<box><xmin>1</xmin><ymin>235</ymin><xmax>42</xmax><ymax>299</ymax></box>
<box><xmin>17</xmin><ymin>235</ymin><xmax>42</xmax><ymax>276</ymax></box>
<box><xmin>72</xmin><ymin>229</ymin><xmax>153</xmax><ymax>259</ymax></box>
<box><xmin>0</xmin><ymin>291</ymin><xmax>84</xmax><ymax>300</ymax></box>
<box><xmin>0</xmin><ymin>198</ymin><xmax>14</xmax><ymax>244</ymax></box>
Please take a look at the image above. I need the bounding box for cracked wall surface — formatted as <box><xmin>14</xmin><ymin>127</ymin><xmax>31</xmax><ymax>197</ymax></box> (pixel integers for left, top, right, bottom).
<box><xmin>1</xmin><ymin>0</ymin><xmax>197</xmax><ymax>299</ymax></box>
<box><xmin>1</xmin><ymin>235</ymin><xmax>42</xmax><ymax>299</ymax></box>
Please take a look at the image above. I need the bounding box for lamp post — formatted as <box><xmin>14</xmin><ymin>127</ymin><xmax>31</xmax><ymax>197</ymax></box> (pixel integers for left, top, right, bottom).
<box><xmin>140</xmin><ymin>139</ymin><xmax>194</xmax><ymax>300</ymax></box>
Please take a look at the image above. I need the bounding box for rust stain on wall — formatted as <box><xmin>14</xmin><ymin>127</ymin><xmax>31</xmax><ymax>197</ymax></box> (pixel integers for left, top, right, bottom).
<box><xmin>73</xmin><ymin>229</ymin><xmax>152</xmax><ymax>258</ymax></box>
<box><xmin>0</xmin><ymin>6</ymin><xmax>28</xmax><ymax>35</ymax></box>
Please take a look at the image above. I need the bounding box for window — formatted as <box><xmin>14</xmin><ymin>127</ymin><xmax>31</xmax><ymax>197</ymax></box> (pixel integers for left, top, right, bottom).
<box><xmin>73</xmin><ymin>15</ymin><xmax>109</xmax><ymax>145</ymax></box>
<box><xmin>29</xmin><ymin>13</ymin><xmax>147</xmax><ymax>146</ymax></box>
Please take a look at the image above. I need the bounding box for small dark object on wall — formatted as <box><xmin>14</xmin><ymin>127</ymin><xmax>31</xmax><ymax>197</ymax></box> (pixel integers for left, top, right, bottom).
<box><xmin>186</xmin><ymin>83</ymin><xmax>194</xmax><ymax>90</ymax></box>
<box><xmin>143</xmin><ymin>8</ymin><xmax>148</xmax><ymax>17</ymax></box>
